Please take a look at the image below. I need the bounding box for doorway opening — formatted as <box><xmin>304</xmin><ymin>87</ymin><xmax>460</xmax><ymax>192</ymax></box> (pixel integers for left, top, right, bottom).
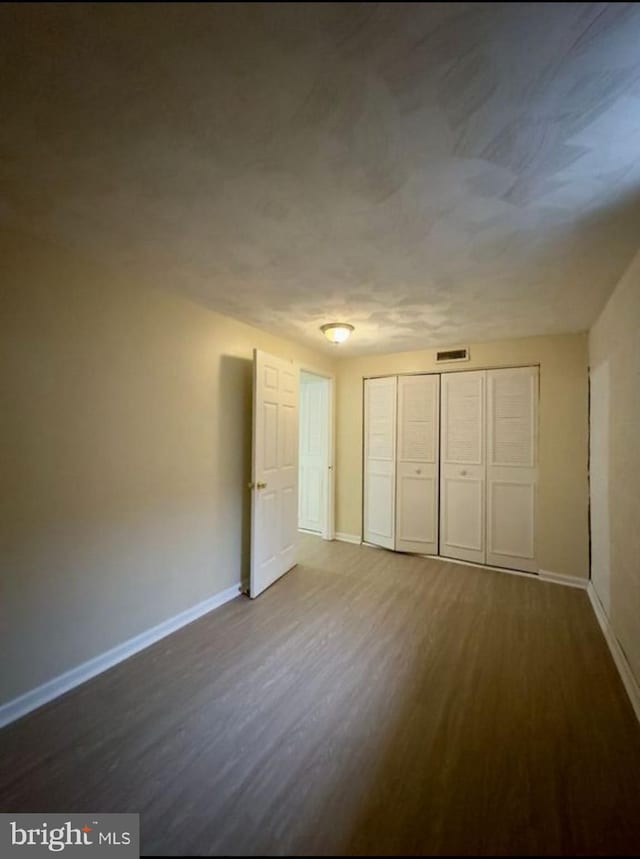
<box><xmin>298</xmin><ymin>370</ymin><xmax>333</xmax><ymax>539</ymax></box>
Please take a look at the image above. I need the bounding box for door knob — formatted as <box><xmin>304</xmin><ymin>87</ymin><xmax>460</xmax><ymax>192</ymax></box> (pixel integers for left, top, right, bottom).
<box><xmin>415</xmin><ymin>468</ymin><xmax>422</xmax><ymax>475</ymax></box>
<box><xmin>257</xmin><ymin>481</ymin><xmax>267</xmax><ymax>489</ymax></box>
<box><xmin>460</xmin><ymin>469</ymin><xmax>468</xmax><ymax>476</ymax></box>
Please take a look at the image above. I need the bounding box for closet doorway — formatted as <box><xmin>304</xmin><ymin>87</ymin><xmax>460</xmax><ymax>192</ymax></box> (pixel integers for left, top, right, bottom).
<box><xmin>363</xmin><ymin>366</ymin><xmax>539</xmax><ymax>574</ymax></box>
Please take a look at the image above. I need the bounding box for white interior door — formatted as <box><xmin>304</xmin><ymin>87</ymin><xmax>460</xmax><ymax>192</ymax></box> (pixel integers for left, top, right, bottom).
<box><xmin>250</xmin><ymin>349</ymin><xmax>299</xmax><ymax>598</ymax></box>
<box><xmin>298</xmin><ymin>372</ymin><xmax>328</xmax><ymax>534</ymax></box>
<box><xmin>440</xmin><ymin>370</ymin><xmax>486</xmax><ymax>564</ymax></box>
<box><xmin>396</xmin><ymin>374</ymin><xmax>440</xmax><ymax>555</ymax></box>
<box><xmin>486</xmin><ymin>367</ymin><xmax>538</xmax><ymax>572</ymax></box>
<box><xmin>363</xmin><ymin>376</ymin><xmax>397</xmax><ymax>549</ymax></box>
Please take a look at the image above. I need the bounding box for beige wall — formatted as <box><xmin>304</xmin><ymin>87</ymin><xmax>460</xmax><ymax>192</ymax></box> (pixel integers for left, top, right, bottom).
<box><xmin>589</xmin><ymin>249</ymin><xmax>640</xmax><ymax>686</ymax></box>
<box><xmin>336</xmin><ymin>334</ymin><xmax>590</xmax><ymax>580</ymax></box>
<box><xmin>0</xmin><ymin>225</ymin><xmax>597</xmax><ymax>708</ymax></box>
<box><xmin>0</xmin><ymin>229</ymin><xmax>335</xmax><ymax>704</ymax></box>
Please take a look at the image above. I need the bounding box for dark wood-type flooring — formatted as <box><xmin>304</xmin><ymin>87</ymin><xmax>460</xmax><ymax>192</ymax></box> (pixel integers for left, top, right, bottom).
<box><xmin>1</xmin><ymin>536</ymin><xmax>640</xmax><ymax>855</ymax></box>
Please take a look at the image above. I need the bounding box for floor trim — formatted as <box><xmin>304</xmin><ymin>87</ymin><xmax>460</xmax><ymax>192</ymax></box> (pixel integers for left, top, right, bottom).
<box><xmin>335</xmin><ymin>532</ymin><xmax>362</xmax><ymax>545</ymax></box>
<box><xmin>538</xmin><ymin>569</ymin><xmax>589</xmax><ymax>589</ymax></box>
<box><xmin>587</xmin><ymin>583</ymin><xmax>640</xmax><ymax>724</ymax></box>
<box><xmin>0</xmin><ymin>582</ymin><xmax>242</xmax><ymax>730</ymax></box>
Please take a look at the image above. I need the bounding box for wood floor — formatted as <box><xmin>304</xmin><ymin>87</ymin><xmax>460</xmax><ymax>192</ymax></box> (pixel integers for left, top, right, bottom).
<box><xmin>1</xmin><ymin>536</ymin><xmax>639</xmax><ymax>856</ymax></box>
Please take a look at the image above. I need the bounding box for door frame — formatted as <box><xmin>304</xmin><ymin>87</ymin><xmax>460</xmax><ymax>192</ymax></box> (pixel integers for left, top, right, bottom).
<box><xmin>298</xmin><ymin>363</ymin><xmax>335</xmax><ymax>541</ymax></box>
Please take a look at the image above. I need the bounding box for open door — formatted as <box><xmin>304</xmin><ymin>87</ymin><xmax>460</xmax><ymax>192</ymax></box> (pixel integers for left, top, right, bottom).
<box><xmin>250</xmin><ymin>349</ymin><xmax>299</xmax><ymax>598</ymax></box>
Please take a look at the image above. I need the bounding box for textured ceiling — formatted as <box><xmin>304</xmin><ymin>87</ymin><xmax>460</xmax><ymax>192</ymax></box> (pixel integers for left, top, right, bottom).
<box><xmin>2</xmin><ymin>2</ymin><xmax>640</xmax><ymax>355</ymax></box>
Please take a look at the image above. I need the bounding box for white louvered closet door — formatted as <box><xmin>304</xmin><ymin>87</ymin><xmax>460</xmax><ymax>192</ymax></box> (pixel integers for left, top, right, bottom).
<box><xmin>486</xmin><ymin>367</ymin><xmax>538</xmax><ymax>572</ymax></box>
<box><xmin>395</xmin><ymin>374</ymin><xmax>439</xmax><ymax>555</ymax></box>
<box><xmin>439</xmin><ymin>370</ymin><xmax>486</xmax><ymax>564</ymax></box>
<box><xmin>363</xmin><ymin>377</ymin><xmax>397</xmax><ymax>549</ymax></box>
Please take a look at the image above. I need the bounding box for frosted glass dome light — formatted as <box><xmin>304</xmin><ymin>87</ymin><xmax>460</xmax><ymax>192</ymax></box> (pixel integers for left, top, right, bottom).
<box><xmin>320</xmin><ymin>322</ymin><xmax>354</xmax><ymax>344</ymax></box>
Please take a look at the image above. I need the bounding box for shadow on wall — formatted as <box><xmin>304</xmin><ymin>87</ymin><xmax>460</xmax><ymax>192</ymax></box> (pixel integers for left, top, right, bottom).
<box><xmin>217</xmin><ymin>355</ymin><xmax>253</xmax><ymax>591</ymax></box>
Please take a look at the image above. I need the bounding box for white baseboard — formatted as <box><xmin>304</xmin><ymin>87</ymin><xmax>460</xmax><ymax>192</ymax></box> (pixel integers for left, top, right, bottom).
<box><xmin>538</xmin><ymin>569</ymin><xmax>589</xmax><ymax>589</ymax></box>
<box><xmin>0</xmin><ymin>582</ymin><xmax>242</xmax><ymax>730</ymax></box>
<box><xmin>587</xmin><ymin>583</ymin><xmax>640</xmax><ymax>724</ymax></box>
<box><xmin>298</xmin><ymin>527</ymin><xmax>335</xmax><ymax>542</ymax></box>
<box><xmin>334</xmin><ymin>532</ymin><xmax>362</xmax><ymax>545</ymax></box>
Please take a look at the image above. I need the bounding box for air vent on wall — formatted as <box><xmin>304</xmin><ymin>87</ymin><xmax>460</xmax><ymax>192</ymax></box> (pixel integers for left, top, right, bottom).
<box><xmin>436</xmin><ymin>347</ymin><xmax>469</xmax><ymax>363</ymax></box>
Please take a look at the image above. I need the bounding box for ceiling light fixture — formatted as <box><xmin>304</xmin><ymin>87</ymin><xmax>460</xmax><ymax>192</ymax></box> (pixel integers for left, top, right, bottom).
<box><xmin>320</xmin><ymin>322</ymin><xmax>354</xmax><ymax>344</ymax></box>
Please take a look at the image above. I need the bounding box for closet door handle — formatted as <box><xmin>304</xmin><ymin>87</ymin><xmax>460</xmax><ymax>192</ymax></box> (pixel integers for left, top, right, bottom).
<box><xmin>460</xmin><ymin>469</ymin><xmax>468</xmax><ymax>476</ymax></box>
